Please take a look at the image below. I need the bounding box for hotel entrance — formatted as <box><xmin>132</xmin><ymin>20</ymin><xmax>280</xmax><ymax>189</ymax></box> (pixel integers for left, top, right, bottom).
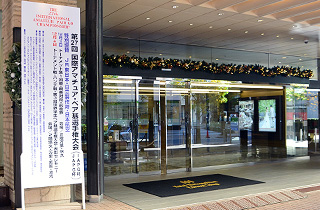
<box><xmin>102</xmin><ymin>77</ymin><xmax>189</xmax><ymax>175</ymax></box>
<box><xmin>101</xmin><ymin>76</ymin><xmax>303</xmax><ymax>177</ymax></box>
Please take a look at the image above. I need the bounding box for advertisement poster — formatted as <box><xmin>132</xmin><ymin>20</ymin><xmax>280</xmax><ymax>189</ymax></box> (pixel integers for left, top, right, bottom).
<box><xmin>21</xmin><ymin>1</ymin><xmax>83</xmax><ymax>188</ymax></box>
<box><xmin>259</xmin><ymin>99</ymin><xmax>276</xmax><ymax>132</ymax></box>
<box><xmin>239</xmin><ymin>100</ymin><xmax>254</xmax><ymax>130</ymax></box>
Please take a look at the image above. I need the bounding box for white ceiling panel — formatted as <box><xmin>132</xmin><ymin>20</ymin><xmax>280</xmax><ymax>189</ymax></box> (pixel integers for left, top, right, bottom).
<box><xmin>79</xmin><ymin>0</ymin><xmax>320</xmax><ymax>70</ymax></box>
<box><xmin>252</xmin><ymin>0</ymin><xmax>318</xmax><ymax>17</ymax></box>
<box><xmin>232</xmin><ymin>0</ymin><xmax>282</xmax><ymax>13</ymax></box>
<box><xmin>201</xmin><ymin>0</ymin><xmax>247</xmax><ymax>10</ymax></box>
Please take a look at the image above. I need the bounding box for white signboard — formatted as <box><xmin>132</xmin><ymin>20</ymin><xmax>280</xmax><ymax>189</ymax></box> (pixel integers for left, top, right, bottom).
<box><xmin>21</xmin><ymin>1</ymin><xmax>83</xmax><ymax>189</ymax></box>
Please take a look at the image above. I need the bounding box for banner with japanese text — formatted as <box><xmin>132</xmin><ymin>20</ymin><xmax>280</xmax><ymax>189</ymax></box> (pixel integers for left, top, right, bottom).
<box><xmin>21</xmin><ymin>1</ymin><xmax>83</xmax><ymax>188</ymax></box>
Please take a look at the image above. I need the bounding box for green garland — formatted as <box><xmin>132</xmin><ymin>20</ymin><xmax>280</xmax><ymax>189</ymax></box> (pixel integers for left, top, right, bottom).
<box><xmin>4</xmin><ymin>43</ymin><xmax>21</xmax><ymax>106</ymax></box>
<box><xmin>103</xmin><ymin>54</ymin><xmax>313</xmax><ymax>78</ymax></box>
<box><xmin>4</xmin><ymin>43</ymin><xmax>88</xmax><ymax>108</ymax></box>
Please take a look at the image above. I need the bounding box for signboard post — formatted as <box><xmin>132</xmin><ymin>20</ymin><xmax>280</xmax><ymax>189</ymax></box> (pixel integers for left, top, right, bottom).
<box><xmin>21</xmin><ymin>1</ymin><xmax>85</xmax><ymax>209</ymax></box>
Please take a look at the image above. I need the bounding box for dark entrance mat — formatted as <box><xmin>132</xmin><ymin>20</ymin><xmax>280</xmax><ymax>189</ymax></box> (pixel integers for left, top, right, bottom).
<box><xmin>124</xmin><ymin>174</ymin><xmax>264</xmax><ymax>197</ymax></box>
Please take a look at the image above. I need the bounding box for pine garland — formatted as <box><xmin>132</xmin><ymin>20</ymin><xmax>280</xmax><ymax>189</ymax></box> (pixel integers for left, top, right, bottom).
<box><xmin>4</xmin><ymin>43</ymin><xmax>21</xmax><ymax>106</ymax></box>
<box><xmin>4</xmin><ymin>43</ymin><xmax>87</xmax><ymax>108</ymax></box>
<box><xmin>103</xmin><ymin>54</ymin><xmax>313</xmax><ymax>78</ymax></box>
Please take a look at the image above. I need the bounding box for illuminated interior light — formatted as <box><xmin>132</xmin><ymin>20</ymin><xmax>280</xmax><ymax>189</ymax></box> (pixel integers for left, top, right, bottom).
<box><xmin>156</xmin><ymin>77</ymin><xmax>173</xmax><ymax>81</ymax></box>
<box><xmin>191</xmin><ymin>83</ymin><xmax>283</xmax><ymax>89</ymax></box>
<box><xmin>103</xmin><ymin>86</ymin><xmax>133</xmax><ymax>90</ymax></box>
<box><xmin>117</xmin><ymin>76</ymin><xmax>142</xmax><ymax>80</ymax></box>
<box><xmin>103</xmin><ymin>79</ymin><xmax>132</xmax><ymax>84</ymax></box>
<box><xmin>307</xmin><ymin>89</ymin><xmax>320</xmax><ymax>92</ymax></box>
<box><xmin>191</xmin><ymin>89</ymin><xmax>240</xmax><ymax>93</ymax></box>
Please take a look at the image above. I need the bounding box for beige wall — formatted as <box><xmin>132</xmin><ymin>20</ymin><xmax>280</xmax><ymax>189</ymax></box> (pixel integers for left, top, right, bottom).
<box><xmin>2</xmin><ymin>0</ymin><xmax>77</xmax><ymax>206</ymax></box>
<box><xmin>0</xmin><ymin>11</ymin><xmax>3</xmax><ymax>168</ymax></box>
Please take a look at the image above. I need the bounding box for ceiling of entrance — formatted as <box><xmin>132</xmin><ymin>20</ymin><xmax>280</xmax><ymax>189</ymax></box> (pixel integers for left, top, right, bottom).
<box><xmin>78</xmin><ymin>0</ymin><xmax>320</xmax><ymax>73</ymax></box>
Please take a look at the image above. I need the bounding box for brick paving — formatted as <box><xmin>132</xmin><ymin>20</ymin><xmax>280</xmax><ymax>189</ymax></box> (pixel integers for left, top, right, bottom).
<box><xmin>69</xmin><ymin>185</ymin><xmax>320</xmax><ymax>210</ymax></box>
<box><xmin>253</xmin><ymin>190</ymin><xmax>320</xmax><ymax>210</ymax></box>
<box><xmin>7</xmin><ymin>185</ymin><xmax>320</xmax><ymax>209</ymax></box>
<box><xmin>81</xmin><ymin>196</ymin><xmax>138</xmax><ymax>210</ymax></box>
<box><xmin>160</xmin><ymin>189</ymin><xmax>307</xmax><ymax>210</ymax></box>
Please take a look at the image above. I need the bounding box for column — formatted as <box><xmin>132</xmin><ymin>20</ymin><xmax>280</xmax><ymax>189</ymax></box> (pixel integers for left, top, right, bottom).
<box><xmin>86</xmin><ymin>0</ymin><xmax>104</xmax><ymax>202</ymax></box>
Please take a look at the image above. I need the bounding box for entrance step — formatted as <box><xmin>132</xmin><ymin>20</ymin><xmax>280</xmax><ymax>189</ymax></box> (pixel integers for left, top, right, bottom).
<box><xmin>17</xmin><ymin>202</ymin><xmax>81</xmax><ymax>210</ymax></box>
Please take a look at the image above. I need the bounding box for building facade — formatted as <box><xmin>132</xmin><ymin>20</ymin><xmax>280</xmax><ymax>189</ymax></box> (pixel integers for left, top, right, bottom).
<box><xmin>1</xmin><ymin>0</ymin><xmax>320</xmax><ymax>208</ymax></box>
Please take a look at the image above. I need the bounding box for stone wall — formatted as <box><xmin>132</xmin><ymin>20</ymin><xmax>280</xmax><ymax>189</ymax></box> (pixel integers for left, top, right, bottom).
<box><xmin>2</xmin><ymin>0</ymin><xmax>77</xmax><ymax>206</ymax></box>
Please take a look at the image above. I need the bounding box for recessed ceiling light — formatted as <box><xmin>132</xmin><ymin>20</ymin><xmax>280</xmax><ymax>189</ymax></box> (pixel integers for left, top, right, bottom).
<box><xmin>189</xmin><ymin>56</ymin><xmax>192</xmax><ymax>58</ymax></box>
<box><xmin>146</xmin><ymin>17</ymin><xmax>150</xmax><ymax>20</ymax></box>
<box><xmin>218</xmin><ymin>13</ymin><xmax>224</xmax><ymax>16</ymax></box>
<box><xmin>279</xmin><ymin>62</ymin><xmax>282</xmax><ymax>64</ymax></box>
<box><xmin>228</xmin><ymin>28</ymin><xmax>231</xmax><ymax>31</ymax></box>
<box><xmin>291</xmin><ymin>37</ymin><xmax>294</xmax><ymax>39</ymax></box>
<box><xmin>244</xmin><ymin>31</ymin><xmax>248</xmax><ymax>33</ymax></box>
<box><xmin>127</xmin><ymin>51</ymin><xmax>130</xmax><ymax>54</ymax></box>
<box><xmin>159</xmin><ymin>54</ymin><xmax>162</xmax><ymax>56</ymax></box>
<box><xmin>209</xmin><ymin>26</ymin><xmax>213</xmax><ymax>29</ymax></box>
<box><xmin>172</xmin><ymin>5</ymin><xmax>179</xmax><ymax>9</ymax></box>
<box><xmin>299</xmin><ymin>59</ymin><xmax>302</xmax><ymax>61</ymax></box>
<box><xmin>168</xmin><ymin>20</ymin><xmax>173</xmax><ymax>23</ymax></box>
<box><xmin>190</xmin><ymin>23</ymin><xmax>193</xmax><ymax>26</ymax></box>
<box><xmin>258</xmin><ymin>19</ymin><xmax>263</xmax><ymax>22</ymax></box>
<box><xmin>276</xmin><ymin>35</ymin><xmax>280</xmax><ymax>38</ymax></box>
<box><xmin>216</xmin><ymin>58</ymin><xmax>219</xmax><ymax>61</ymax></box>
<box><xmin>282</xmin><ymin>57</ymin><xmax>287</xmax><ymax>59</ymax></box>
<box><xmin>261</xmin><ymin>33</ymin><xmax>264</xmax><ymax>36</ymax></box>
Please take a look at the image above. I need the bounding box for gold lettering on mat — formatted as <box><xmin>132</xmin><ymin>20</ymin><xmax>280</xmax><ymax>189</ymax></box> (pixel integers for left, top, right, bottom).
<box><xmin>173</xmin><ymin>180</ymin><xmax>220</xmax><ymax>189</ymax></box>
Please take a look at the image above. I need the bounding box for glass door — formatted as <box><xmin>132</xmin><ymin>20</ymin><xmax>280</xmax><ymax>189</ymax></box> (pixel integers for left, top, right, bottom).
<box><xmin>103</xmin><ymin>77</ymin><xmax>137</xmax><ymax>175</ymax></box>
<box><xmin>165</xmin><ymin>80</ymin><xmax>189</xmax><ymax>171</ymax></box>
<box><xmin>103</xmin><ymin>77</ymin><xmax>161</xmax><ymax>176</ymax></box>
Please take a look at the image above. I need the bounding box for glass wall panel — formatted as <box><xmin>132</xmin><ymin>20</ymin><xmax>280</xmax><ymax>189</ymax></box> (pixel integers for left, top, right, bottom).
<box><xmin>190</xmin><ymin>81</ymin><xmax>242</xmax><ymax>167</ymax></box>
<box><xmin>306</xmin><ymin>90</ymin><xmax>319</xmax><ymax>153</ymax></box>
<box><xmin>103</xmin><ymin>37</ymin><xmax>317</xmax><ymax>81</ymax></box>
<box><xmin>286</xmin><ymin>85</ymin><xmax>308</xmax><ymax>157</ymax></box>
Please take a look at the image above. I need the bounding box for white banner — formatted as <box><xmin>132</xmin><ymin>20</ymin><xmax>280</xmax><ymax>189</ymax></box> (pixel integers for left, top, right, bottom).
<box><xmin>21</xmin><ymin>1</ymin><xmax>83</xmax><ymax>188</ymax></box>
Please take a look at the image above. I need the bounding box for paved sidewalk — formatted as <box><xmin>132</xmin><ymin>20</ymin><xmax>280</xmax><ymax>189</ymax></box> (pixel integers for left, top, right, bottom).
<box><xmin>74</xmin><ymin>185</ymin><xmax>320</xmax><ymax>210</ymax></box>
<box><xmin>253</xmin><ymin>186</ymin><xmax>320</xmax><ymax>210</ymax></box>
<box><xmin>4</xmin><ymin>185</ymin><xmax>320</xmax><ymax>209</ymax></box>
